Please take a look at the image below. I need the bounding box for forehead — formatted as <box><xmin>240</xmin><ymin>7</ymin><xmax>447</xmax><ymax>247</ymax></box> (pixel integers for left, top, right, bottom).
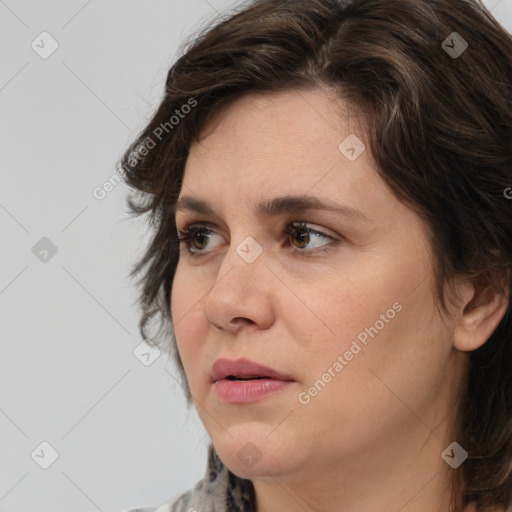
<box><xmin>192</xmin><ymin>88</ymin><xmax>364</xmax><ymax>150</ymax></box>
<box><xmin>183</xmin><ymin>89</ymin><xmax>371</xmax><ymax>192</ymax></box>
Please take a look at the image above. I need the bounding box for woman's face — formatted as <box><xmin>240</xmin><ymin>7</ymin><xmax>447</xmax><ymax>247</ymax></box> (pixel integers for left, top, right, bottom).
<box><xmin>171</xmin><ymin>88</ymin><xmax>466</xmax><ymax>485</ymax></box>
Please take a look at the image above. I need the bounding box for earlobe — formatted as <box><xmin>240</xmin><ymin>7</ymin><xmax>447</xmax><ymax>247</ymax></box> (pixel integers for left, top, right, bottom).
<box><xmin>453</xmin><ymin>274</ymin><xmax>510</xmax><ymax>352</ymax></box>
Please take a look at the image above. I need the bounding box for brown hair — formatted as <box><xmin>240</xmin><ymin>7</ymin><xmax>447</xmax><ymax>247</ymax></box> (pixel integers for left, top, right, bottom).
<box><xmin>119</xmin><ymin>0</ymin><xmax>512</xmax><ymax>510</ymax></box>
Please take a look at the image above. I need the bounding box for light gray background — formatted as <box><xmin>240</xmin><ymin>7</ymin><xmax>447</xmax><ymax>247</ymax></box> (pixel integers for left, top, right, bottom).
<box><xmin>1</xmin><ymin>1</ymin><xmax>511</xmax><ymax>511</ymax></box>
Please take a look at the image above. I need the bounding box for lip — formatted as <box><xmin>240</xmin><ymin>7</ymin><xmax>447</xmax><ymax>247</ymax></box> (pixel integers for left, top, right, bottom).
<box><xmin>211</xmin><ymin>357</ymin><xmax>293</xmax><ymax>382</ymax></box>
<box><xmin>211</xmin><ymin>357</ymin><xmax>294</xmax><ymax>404</ymax></box>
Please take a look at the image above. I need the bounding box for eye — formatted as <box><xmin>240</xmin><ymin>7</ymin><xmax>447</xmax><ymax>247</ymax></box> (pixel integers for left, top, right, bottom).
<box><xmin>283</xmin><ymin>221</ymin><xmax>336</xmax><ymax>254</ymax></box>
<box><xmin>176</xmin><ymin>223</ymin><xmax>220</xmax><ymax>254</ymax></box>
<box><xmin>176</xmin><ymin>221</ymin><xmax>338</xmax><ymax>256</ymax></box>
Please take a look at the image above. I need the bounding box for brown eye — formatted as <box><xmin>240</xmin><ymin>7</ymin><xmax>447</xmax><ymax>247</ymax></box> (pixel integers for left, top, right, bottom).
<box><xmin>191</xmin><ymin>231</ymin><xmax>211</xmax><ymax>250</ymax></box>
<box><xmin>290</xmin><ymin>227</ymin><xmax>310</xmax><ymax>249</ymax></box>
<box><xmin>283</xmin><ymin>222</ymin><xmax>335</xmax><ymax>254</ymax></box>
<box><xmin>177</xmin><ymin>224</ymin><xmax>217</xmax><ymax>255</ymax></box>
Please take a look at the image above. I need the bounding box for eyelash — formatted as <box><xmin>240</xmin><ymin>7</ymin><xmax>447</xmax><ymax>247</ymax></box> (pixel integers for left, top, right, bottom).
<box><xmin>176</xmin><ymin>221</ymin><xmax>338</xmax><ymax>257</ymax></box>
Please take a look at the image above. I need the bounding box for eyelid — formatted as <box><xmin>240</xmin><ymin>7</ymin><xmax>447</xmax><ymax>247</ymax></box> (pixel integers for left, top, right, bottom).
<box><xmin>289</xmin><ymin>221</ymin><xmax>340</xmax><ymax>240</ymax></box>
<box><xmin>175</xmin><ymin>221</ymin><xmax>338</xmax><ymax>242</ymax></box>
<box><xmin>176</xmin><ymin>219</ymin><xmax>340</xmax><ymax>239</ymax></box>
<box><xmin>176</xmin><ymin>220</ymin><xmax>341</xmax><ymax>256</ymax></box>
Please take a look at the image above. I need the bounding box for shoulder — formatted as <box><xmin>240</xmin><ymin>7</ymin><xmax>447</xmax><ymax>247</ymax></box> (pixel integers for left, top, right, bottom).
<box><xmin>124</xmin><ymin>485</ymin><xmax>205</xmax><ymax>512</ymax></box>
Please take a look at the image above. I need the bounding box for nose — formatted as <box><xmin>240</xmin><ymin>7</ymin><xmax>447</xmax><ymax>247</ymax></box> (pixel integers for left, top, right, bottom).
<box><xmin>202</xmin><ymin>238</ymin><xmax>275</xmax><ymax>334</ymax></box>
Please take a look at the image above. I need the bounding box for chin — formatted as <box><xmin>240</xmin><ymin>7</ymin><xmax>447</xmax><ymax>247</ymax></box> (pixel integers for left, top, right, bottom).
<box><xmin>211</xmin><ymin>425</ymin><xmax>299</xmax><ymax>480</ymax></box>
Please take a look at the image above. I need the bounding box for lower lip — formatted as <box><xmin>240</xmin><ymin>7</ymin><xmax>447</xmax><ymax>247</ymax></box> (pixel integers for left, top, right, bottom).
<box><xmin>214</xmin><ymin>378</ymin><xmax>292</xmax><ymax>404</ymax></box>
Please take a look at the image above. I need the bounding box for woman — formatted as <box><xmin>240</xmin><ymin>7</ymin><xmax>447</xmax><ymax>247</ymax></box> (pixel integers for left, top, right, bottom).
<box><xmin>121</xmin><ymin>0</ymin><xmax>512</xmax><ymax>510</ymax></box>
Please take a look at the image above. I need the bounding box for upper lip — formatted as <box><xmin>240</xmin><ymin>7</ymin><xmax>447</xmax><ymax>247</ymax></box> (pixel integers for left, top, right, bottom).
<box><xmin>211</xmin><ymin>358</ymin><xmax>294</xmax><ymax>383</ymax></box>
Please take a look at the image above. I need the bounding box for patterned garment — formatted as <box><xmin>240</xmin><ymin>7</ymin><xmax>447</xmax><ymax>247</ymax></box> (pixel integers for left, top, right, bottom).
<box><xmin>127</xmin><ymin>444</ymin><xmax>256</xmax><ymax>512</ymax></box>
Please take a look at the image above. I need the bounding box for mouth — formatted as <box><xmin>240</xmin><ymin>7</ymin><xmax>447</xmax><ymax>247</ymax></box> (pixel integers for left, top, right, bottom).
<box><xmin>211</xmin><ymin>357</ymin><xmax>294</xmax><ymax>383</ymax></box>
<box><xmin>211</xmin><ymin>358</ymin><xmax>294</xmax><ymax>404</ymax></box>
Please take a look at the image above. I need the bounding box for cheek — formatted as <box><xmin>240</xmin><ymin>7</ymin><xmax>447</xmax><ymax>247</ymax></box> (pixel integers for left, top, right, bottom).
<box><xmin>170</xmin><ymin>266</ymin><xmax>210</xmax><ymax>380</ymax></box>
<box><xmin>288</xmin><ymin>285</ymin><xmax>448</xmax><ymax>455</ymax></box>
<box><xmin>290</xmin><ymin>249</ymin><xmax>444</xmax><ymax>398</ymax></box>
<box><xmin>327</xmin><ymin>281</ymin><xmax>446</xmax><ymax>413</ymax></box>
<box><xmin>171</xmin><ymin>261</ymin><xmax>209</xmax><ymax>328</ymax></box>
<box><xmin>288</xmin><ymin>259</ymin><xmax>402</xmax><ymax>354</ymax></box>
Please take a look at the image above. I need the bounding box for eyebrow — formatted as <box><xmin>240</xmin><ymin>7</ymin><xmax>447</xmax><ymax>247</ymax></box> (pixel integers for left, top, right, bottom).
<box><xmin>174</xmin><ymin>195</ymin><xmax>372</xmax><ymax>223</ymax></box>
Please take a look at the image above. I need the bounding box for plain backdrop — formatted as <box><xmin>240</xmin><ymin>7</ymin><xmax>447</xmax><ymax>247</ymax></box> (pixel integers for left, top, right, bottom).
<box><xmin>0</xmin><ymin>1</ymin><xmax>511</xmax><ymax>511</ymax></box>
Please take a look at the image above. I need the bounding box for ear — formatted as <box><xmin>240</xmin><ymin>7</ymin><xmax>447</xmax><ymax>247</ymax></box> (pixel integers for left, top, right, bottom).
<box><xmin>453</xmin><ymin>271</ymin><xmax>510</xmax><ymax>352</ymax></box>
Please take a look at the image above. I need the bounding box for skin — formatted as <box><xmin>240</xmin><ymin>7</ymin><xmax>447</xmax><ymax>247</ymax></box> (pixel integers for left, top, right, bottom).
<box><xmin>170</xmin><ymin>88</ymin><xmax>508</xmax><ymax>512</ymax></box>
